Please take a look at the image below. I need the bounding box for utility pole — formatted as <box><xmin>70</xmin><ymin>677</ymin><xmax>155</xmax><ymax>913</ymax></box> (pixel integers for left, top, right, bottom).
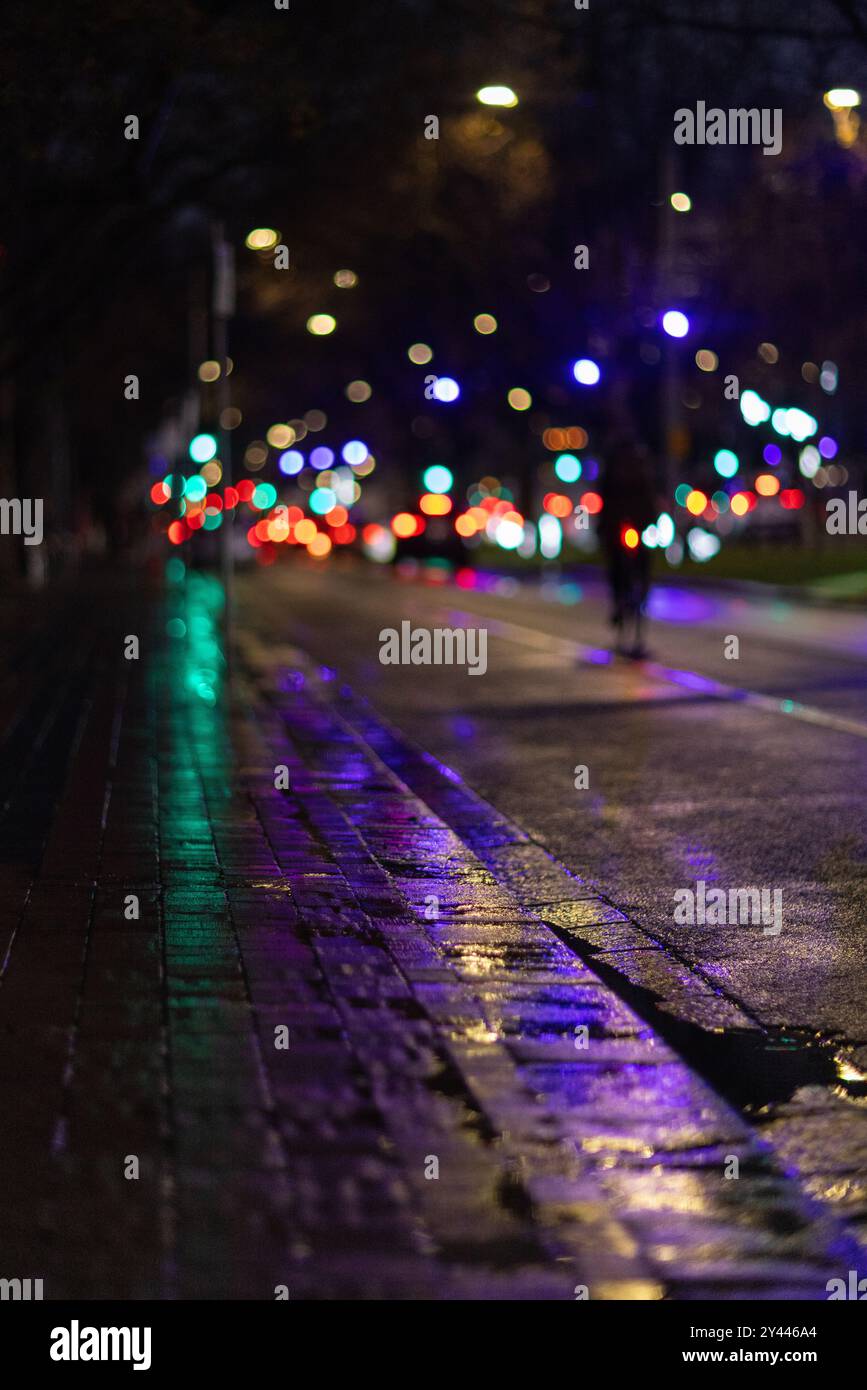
<box><xmin>658</xmin><ymin>147</ymin><xmax>682</xmax><ymax>505</ymax></box>
<box><xmin>211</xmin><ymin>222</ymin><xmax>235</xmax><ymax>665</ymax></box>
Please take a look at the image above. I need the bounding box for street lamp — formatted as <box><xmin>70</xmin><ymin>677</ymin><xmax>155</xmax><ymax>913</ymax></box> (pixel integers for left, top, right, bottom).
<box><xmin>476</xmin><ymin>85</ymin><xmax>518</xmax><ymax>108</ymax></box>
<box><xmin>823</xmin><ymin>88</ymin><xmax>861</xmax><ymax>147</ymax></box>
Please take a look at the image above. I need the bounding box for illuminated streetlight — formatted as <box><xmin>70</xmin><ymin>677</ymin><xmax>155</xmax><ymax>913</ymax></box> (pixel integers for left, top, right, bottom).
<box><xmin>823</xmin><ymin>88</ymin><xmax>861</xmax><ymax>146</ymax></box>
<box><xmin>824</xmin><ymin>88</ymin><xmax>861</xmax><ymax>111</ymax></box>
<box><xmin>476</xmin><ymin>85</ymin><xmax>518</xmax><ymax>108</ymax></box>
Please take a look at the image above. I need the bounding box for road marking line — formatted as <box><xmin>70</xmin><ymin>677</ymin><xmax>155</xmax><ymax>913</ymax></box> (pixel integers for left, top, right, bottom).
<box><xmin>440</xmin><ymin>608</ymin><xmax>867</xmax><ymax>742</ymax></box>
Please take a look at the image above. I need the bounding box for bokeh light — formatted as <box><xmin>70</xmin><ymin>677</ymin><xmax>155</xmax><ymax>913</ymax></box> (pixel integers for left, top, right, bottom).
<box><xmin>419</xmin><ymin>493</ymin><xmax>453</xmax><ymax>516</ymax></box>
<box><xmin>342</xmin><ymin>440</ymin><xmax>369</xmax><ymax>465</ymax></box>
<box><xmin>422</xmin><ymin>464</ymin><xmax>454</xmax><ymax>493</ymax></box>
<box><xmin>244</xmin><ymin>442</ymin><xmax>268</xmax><ymax>471</ymax></box>
<box><xmin>433</xmin><ymin>377</ymin><xmax>460</xmax><ymax>402</ymax></box>
<box><xmin>189</xmin><ymin>433</ymin><xmax>218</xmax><ymax>463</ymax></box>
<box><xmin>572</xmin><ymin>358</ymin><xmax>601</xmax><ymax>386</ymax></box>
<box><xmin>686</xmin><ymin>489</ymin><xmax>708</xmax><ymax>515</ymax></box>
<box><xmin>245</xmin><ymin>228</ymin><xmax>279</xmax><ymax>250</ymax></box>
<box><xmin>554</xmin><ymin>453</ymin><xmax>582</xmax><ymax>483</ymax></box>
<box><xmin>392</xmin><ymin>512</ymin><xmax>421</xmax><ymax>538</ymax></box>
<box><xmin>307</xmin><ymin>532</ymin><xmax>332</xmax><ymax>558</ymax></box>
<box><xmin>740</xmin><ymin>390</ymin><xmax>771</xmax><ymax>426</ymax></box>
<box><xmin>476</xmin><ymin>85</ymin><xmax>518</xmax><ymax>107</ymax></box>
<box><xmin>713</xmin><ymin>449</ymin><xmax>739</xmax><ymax>478</ymax></box>
<box><xmin>307</xmin><ymin>314</ymin><xmax>337</xmax><ymax>336</ymax></box>
<box><xmin>408</xmin><ymin>343</ymin><xmax>433</xmax><ymax>364</ymax></box>
<box><xmin>310</xmin><ymin>487</ymin><xmax>337</xmax><ymax>514</ymax></box>
<box><xmin>278</xmin><ymin>449</ymin><xmax>305</xmax><ymax>476</ymax></box>
<box><xmin>266</xmin><ymin>424</ymin><xmax>295</xmax><ymax>449</ymax></box>
<box><xmin>662</xmin><ymin>310</ymin><xmax>690</xmax><ymax>338</ymax></box>
<box><xmin>252</xmin><ymin>482</ymin><xmax>277</xmax><ymax>510</ymax></box>
<box><xmin>755</xmin><ymin>473</ymin><xmax>781</xmax><ymax>496</ymax></box>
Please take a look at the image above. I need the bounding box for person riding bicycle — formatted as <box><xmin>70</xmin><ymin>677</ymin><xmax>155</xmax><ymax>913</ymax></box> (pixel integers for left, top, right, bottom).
<box><xmin>597</xmin><ymin>428</ymin><xmax>658</xmax><ymax>658</ymax></box>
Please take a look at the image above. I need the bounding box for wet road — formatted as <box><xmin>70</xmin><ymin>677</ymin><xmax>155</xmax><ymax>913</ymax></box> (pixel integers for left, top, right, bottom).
<box><xmin>241</xmin><ymin>561</ymin><xmax>867</xmax><ymax>1245</ymax></box>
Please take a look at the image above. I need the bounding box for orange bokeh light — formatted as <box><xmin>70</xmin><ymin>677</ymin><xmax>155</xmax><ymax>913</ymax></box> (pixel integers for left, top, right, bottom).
<box><xmin>543</xmin><ymin>425</ymin><xmax>588</xmax><ymax>452</ymax></box>
<box><xmin>419</xmin><ymin>492</ymin><xmax>453</xmax><ymax>516</ymax></box>
<box><xmin>392</xmin><ymin>512</ymin><xmax>422</xmax><ymax>538</ymax></box>
<box><xmin>543</xmin><ymin>492</ymin><xmax>573</xmax><ymax>518</ymax></box>
<box><xmin>755</xmin><ymin>473</ymin><xmax>780</xmax><ymax>496</ymax></box>
<box><xmin>307</xmin><ymin>532</ymin><xmax>332</xmax><ymax>558</ymax></box>
<box><xmin>686</xmin><ymin>489</ymin><xmax>708</xmax><ymax>515</ymax></box>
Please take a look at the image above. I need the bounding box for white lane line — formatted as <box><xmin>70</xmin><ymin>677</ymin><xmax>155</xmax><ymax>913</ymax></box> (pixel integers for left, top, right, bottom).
<box><xmin>436</xmin><ymin>606</ymin><xmax>867</xmax><ymax>743</ymax></box>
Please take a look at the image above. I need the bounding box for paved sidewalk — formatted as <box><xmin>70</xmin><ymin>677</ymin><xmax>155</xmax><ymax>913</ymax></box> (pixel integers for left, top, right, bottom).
<box><xmin>0</xmin><ymin>569</ymin><xmax>863</xmax><ymax>1298</ymax></box>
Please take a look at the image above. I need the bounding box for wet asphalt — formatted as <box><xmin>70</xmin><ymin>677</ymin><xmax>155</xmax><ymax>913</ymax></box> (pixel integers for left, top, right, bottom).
<box><xmin>245</xmin><ymin>562</ymin><xmax>867</xmax><ymax>1046</ymax></box>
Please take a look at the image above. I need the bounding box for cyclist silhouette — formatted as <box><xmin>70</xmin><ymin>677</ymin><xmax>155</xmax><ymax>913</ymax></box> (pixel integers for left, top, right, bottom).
<box><xmin>597</xmin><ymin>428</ymin><xmax>658</xmax><ymax>658</ymax></box>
